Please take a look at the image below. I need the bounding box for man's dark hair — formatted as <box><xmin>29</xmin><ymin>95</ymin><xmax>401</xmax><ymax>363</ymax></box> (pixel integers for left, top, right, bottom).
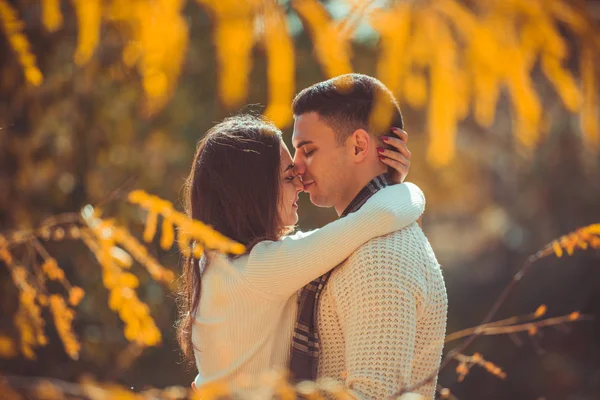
<box><xmin>292</xmin><ymin>73</ymin><xmax>403</xmax><ymax>144</ymax></box>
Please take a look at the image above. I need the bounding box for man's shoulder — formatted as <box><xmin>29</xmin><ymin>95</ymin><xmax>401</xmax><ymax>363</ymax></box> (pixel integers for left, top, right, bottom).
<box><xmin>329</xmin><ymin>222</ymin><xmax>438</xmax><ymax>283</ymax></box>
<box><xmin>353</xmin><ymin>221</ymin><xmax>432</xmax><ymax>257</ymax></box>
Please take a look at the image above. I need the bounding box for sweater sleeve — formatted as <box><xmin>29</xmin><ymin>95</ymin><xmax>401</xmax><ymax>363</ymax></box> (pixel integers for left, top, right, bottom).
<box><xmin>333</xmin><ymin>238</ymin><xmax>425</xmax><ymax>399</ymax></box>
<box><xmin>238</xmin><ymin>182</ymin><xmax>425</xmax><ymax>297</ymax></box>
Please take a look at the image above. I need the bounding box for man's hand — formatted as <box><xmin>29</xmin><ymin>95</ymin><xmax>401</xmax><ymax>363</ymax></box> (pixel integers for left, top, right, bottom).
<box><xmin>377</xmin><ymin>127</ymin><xmax>411</xmax><ymax>184</ymax></box>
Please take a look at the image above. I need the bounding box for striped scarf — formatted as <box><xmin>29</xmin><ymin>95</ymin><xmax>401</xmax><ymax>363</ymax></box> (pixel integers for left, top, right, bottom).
<box><xmin>289</xmin><ymin>173</ymin><xmax>394</xmax><ymax>381</ymax></box>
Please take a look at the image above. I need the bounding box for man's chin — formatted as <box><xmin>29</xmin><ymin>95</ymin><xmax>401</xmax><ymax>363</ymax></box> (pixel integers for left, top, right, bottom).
<box><xmin>308</xmin><ymin>193</ymin><xmax>329</xmax><ymax>208</ymax></box>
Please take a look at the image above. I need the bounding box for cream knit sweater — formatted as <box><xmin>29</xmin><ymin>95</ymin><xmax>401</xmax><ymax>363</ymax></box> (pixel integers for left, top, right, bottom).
<box><xmin>317</xmin><ymin>223</ymin><xmax>448</xmax><ymax>399</ymax></box>
<box><xmin>192</xmin><ymin>183</ymin><xmax>425</xmax><ymax>390</ymax></box>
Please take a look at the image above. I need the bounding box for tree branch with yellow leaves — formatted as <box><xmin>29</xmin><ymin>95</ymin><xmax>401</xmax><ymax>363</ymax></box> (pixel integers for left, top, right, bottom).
<box><xmin>0</xmin><ymin>189</ymin><xmax>245</xmax><ymax>361</ymax></box>
<box><xmin>2</xmin><ymin>0</ymin><xmax>597</xmax><ymax>167</ymax></box>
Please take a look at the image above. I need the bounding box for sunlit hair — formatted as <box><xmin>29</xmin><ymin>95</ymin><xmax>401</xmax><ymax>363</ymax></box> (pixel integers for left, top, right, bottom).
<box><xmin>176</xmin><ymin>114</ymin><xmax>290</xmax><ymax>365</ymax></box>
<box><xmin>292</xmin><ymin>73</ymin><xmax>403</xmax><ymax>144</ymax></box>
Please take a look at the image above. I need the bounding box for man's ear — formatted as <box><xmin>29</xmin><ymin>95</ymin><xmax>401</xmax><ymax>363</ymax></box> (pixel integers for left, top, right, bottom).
<box><xmin>349</xmin><ymin>129</ymin><xmax>371</xmax><ymax>162</ymax></box>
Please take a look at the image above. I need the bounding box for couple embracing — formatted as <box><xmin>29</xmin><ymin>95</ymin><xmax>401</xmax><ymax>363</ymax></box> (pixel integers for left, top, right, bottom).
<box><xmin>177</xmin><ymin>74</ymin><xmax>448</xmax><ymax>399</ymax></box>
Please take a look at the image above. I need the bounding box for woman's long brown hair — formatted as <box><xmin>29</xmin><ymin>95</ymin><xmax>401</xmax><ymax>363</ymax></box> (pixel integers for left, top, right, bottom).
<box><xmin>176</xmin><ymin>115</ymin><xmax>284</xmax><ymax>365</ymax></box>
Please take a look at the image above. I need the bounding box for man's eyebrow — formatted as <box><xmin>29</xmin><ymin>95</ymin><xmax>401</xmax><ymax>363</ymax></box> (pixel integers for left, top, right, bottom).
<box><xmin>284</xmin><ymin>163</ymin><xmax>295</xmax><ymax>172</ymax></box>
<box><xmin>294</xmin><ymin>140</ymin><xmax>313</xmax><ymax>149</ymax></box>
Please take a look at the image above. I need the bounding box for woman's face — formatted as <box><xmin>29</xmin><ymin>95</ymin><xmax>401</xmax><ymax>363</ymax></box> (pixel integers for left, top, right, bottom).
<box><xmin>278</xmin><ymin>141</ymin><xmax>303</xmax><ymax>228</ymax></box>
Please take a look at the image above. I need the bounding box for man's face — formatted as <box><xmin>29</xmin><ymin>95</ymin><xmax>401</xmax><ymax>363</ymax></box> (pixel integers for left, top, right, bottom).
<box><xmin>292</xmin><ymin>112</ymin><xmax>351</xmax><ymax>208</ymax></box>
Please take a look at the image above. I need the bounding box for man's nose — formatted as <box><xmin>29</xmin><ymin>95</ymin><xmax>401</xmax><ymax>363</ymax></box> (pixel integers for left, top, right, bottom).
<box><xmin>293</xmin><ymin>156</ymin><xmax>306</xmax><ymax>175</ymax></box>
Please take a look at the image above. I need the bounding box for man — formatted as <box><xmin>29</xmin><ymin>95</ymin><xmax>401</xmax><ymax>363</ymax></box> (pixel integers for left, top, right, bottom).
<box><xmin>290</xmin><ymin>73</ymin><xmax>448</xmax><ymax>399</ymax></box>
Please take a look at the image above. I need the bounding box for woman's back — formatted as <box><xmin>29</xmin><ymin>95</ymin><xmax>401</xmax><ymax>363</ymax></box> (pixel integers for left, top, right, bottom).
<box><xmin>192</xmin><ymin>253</ymin><xmax>297</xmax><ymax>388</ymax></box>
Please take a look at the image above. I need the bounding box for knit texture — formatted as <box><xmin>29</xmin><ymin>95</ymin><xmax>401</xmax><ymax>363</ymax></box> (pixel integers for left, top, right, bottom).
<box><xmin>192</xmin><ymin>183</ymin><xmax>425</xmax><ymax>389</ymax></box>
<box><xmin>317</xmin><ymin>223</ymin><xmax>447</xmax><ymax>400</ymax></box>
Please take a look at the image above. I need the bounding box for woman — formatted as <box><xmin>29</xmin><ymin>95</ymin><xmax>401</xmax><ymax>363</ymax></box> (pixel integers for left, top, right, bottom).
<box><xmin>177</xmin><ymin>114</ymin><xmax>423</xmax><ymax>388</ymax></box>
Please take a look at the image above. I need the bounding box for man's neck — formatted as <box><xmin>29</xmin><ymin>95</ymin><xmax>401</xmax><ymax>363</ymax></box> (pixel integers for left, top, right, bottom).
<box><xmin>334</xmin><ymin>167</ymin><xmax>388</xmax><ymax>216</ymax></box>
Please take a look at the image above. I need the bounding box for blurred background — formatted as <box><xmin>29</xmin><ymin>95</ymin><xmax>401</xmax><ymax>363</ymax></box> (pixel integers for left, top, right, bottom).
<box><xmin>1</xmin><ymin>0</ymin><xmax>599</xmax><ymax>399</ymax></box>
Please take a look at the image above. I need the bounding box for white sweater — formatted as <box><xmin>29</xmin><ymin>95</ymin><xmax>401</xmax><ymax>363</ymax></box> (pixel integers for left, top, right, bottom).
<box><xmin>317</xmin><ymin>223</ymin><xmax>448</xmax><ymax>399</ymax></box>
<box><xmin>192</xmin><ymin>183</ymin><xmax>425</xmax><ymax>389</ymax></box>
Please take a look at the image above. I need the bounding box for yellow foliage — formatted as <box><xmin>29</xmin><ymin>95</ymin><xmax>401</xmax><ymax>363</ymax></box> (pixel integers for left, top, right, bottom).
<box><xmin>72</xmin><ymin>0</ymin><xmax>102</xmax><ymax>66</ymax></box>
<box><xmin>49</xmin><ymin>295</ymin><xmax>80</xmax><ymax>360</ymax></box>
<box><xmin>262</xmin><ymin>2</ymin><xmax>295</xmax><ymax>128</ymax></box>
<box><xmin>426</xmin><ymin>15</ymin><xmax>460</xmax><ymax>167</ymax></box>
<box><xmin>80</xmin><ymin>226</ymin><xmax>162</xmax><ymax>347</ymax></box>
<box><xmin>0</xmin><ymin>0</ymin><xmax>43</xmax><ymax>85</ymax></box>
<box><xmin>128</xmin><ymin>190</ymin><xmax>246</xmax><ymax>255</ymax></box>
<box><xmin>454</xmin><ymin>352</ymin><xmax>507</xmax><ymax>383</ymax></box>
<box><xmin>68</xmin><ymin>286</ymin><xmax>85</xmax><ymax>306</ymax></box>
<box><xmin>534</xmin><ymin>304</ymin><xmax>547</xmax><ymax>318</ymax></box>
<box><xmin>41</xmin><ymin>0</ymin><xmax>63</xmax><ymax>32</ymax></box>
<box><xmin>143</xmin><ymin>211</ymin><xmax>158</xmax><ymax>243</ymax></box>
<box><xmin>550</xmin><ymin>223</ymin><xmax>600</xmax><ymax>257</ymax></box>
<box><xmin>160</xmin><ymin>217</ymin><xmax>175</xmax><ymax>250</ymax></box>
<box><xmin>41</xmin><ymin>258</ymin><xmax>65</xmax><ymax>281</ymax></box>
<box><xmin>196</xmin><ymin>0</ymin><xmax>260</xmax><ymax>109</ymax></box>
<box><xmin>569</xmin><ymin>311</ymin><xmax>581</xmax><ymax>321</ymax></box>
<box><xmin>4</xmin><ymin>0</ymin><xmax>598</xmax><ymax>162</ymax></box>
<box><xmin>367</xmin><ymin>0</ymin><xmax>598</xmax><ymax>165</ymax></box>
<box><xmin>292</xmin><ymin>0</ymin><xmax>353</xmax><ymax>78</ymax></box>
<box><xmin>136</xmin><ymin>0</ymin><xmax>189</xmax><ymax>115</ymax></box>
<box><xmin>0</xmin><ymin>250</ymin><xmax>48</xmax><ymax>359</ymax></box>
<box><xmin>369</xmin><ymin>3</ymin><xmax>411</xmax><ymax>134</ymax></box>
<box><xmin>103</xmin><ymin>0</ymin><xmax>189</xmax><ymax>115</ymax></box>
<box><xmin>0</xmin><ymin>195</ymin><xmax>236</xmax><ymax>358</ymax></box>
<box><xmin>81</xmin><ymin>204</ymin><xmax>174</xmax><ymax>284</ymax></box>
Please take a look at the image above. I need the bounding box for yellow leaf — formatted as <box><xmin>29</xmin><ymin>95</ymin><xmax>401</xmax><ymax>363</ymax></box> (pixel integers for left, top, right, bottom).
<box><xmin>68</xmin><ymin>287</ymin><xmax>85</xmax><ymax>306</ymax></box>
<box><xmin>292</xmin><ymin>0</ymin><xmax>352</xmax><ymax>78</ymax></box>
<box><xmin>160</xmin><ymin>218</ymin><xmax>175</xmax><ymax>250</ymax></box>
<box><xmin>371</xmin><ymin>3</ymin><xmax>411</xmax><ymax>106</ymax></box>
<box><xmin>403</xmin><ymin>70</ymin><xmax>428</xmax><ymax>109</ymax></box>
<box><xmin>41</xmin><ymin>0</ymin><xmax>63</xmax><ymax>32</ymax></box>
<box><xmin>534</xmin><ymin>304</ymin><xmax>547</xmax><ymax>318</ymax></box>
<box><xmin>568</xmin><ymin>311</ymin><xmax>580</xmax><ymax>321</ymax></box>
<box><xmin>551</xmin><ymin>241</ymin><xmax>563</xmax><ymax>258</ymax></box>
<box><xmin>426</xmin><ymin>16</ymin><xmax>459</xmax><ymax>167</ymax></box>
<box><xmin>192</xmin><ymin>242</ymin><xmax>204</xmax><ymax>259</ymax></box>
<box><xmin>263</xmin><ymin>3</ymin><xmax>294</xmax><ymax>128</ymax></box>
<box><xmin>143</xmin><ymin>211</ymin><xmax>158</xmax><ymax>243</ymax></box>
<box><xmin>119</xmin><ymin>273</ymin><xmax>139</xmax><ymax>289</ymax></box>
<box><xmin>582</xmin><ymin>224</ymin><xmax>600</xmax><ymax>235</ymax></box>
<box><xmin>72</xmin><ymin>0</ymin><xmax>102</xmax><ymax>65</ymax></box>
<box><xmin>0</xmin><ymin>0</ymin><xmax>43</xmax><ymax>85</ymax></box>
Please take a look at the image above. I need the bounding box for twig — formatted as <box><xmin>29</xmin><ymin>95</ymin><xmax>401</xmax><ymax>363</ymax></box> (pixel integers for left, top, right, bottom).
<box><xmin>444</xmin><ymin>311</ymin><xmax>590</xmax><ymax>343</ymax></box>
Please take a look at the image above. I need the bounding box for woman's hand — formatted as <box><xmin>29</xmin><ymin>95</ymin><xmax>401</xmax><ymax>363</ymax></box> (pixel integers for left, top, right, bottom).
<box><xmin>378</xmin><ymin>128</ymin><xmax>411</xmax><ymax>184</ymax></box>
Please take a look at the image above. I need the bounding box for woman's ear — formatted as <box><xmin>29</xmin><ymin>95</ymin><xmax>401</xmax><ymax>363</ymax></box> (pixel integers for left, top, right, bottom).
<box><xmin>350</xmin><ymin>129</ymin><xmax>371</xmax><ymax>162</ymax></box>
